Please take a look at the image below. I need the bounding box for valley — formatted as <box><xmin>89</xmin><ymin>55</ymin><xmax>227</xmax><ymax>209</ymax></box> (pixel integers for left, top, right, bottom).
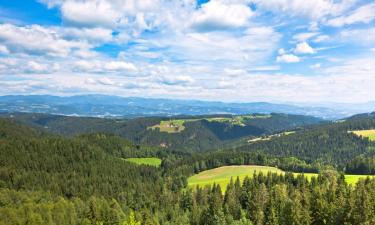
<box><xmin>1</xmin><ymin>110</ymin><xmax>375</xmax><ymax>224</ymax></box>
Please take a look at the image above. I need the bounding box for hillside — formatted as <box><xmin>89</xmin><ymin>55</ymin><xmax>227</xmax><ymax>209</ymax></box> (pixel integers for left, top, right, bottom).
<box><xmin>0</xmin><ymin>112</ymin><xmax>324</xmax><ymax>151</ymax></box>
<box><xmin>1</xmin><ymin>117</ymin><xmax>375</xmax><ymax>224</ymax></box>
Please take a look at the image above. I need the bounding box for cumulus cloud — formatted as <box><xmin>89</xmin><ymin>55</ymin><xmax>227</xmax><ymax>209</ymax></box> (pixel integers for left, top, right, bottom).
<box><xmin>0</xmin><ymin>24</ymin><xmax>91</xmax><ymax>57</ymax></box>
<box><xmin>294</xmin><ymin>42</ymin><xmax>315</xmax><ymax>54</ymax></box>
<box><xmin>158</xmin><ymin>75</ymin><xmax>194</xmax><ymax>85</ymax></box>
<box><xmin>191</xmin><ymin>0</ymin><xmax>253</xmax><ymax>31</ymax></box>
<box><xmin>327</xmin><ymin>3</ymin><xmax>375</xmax><ymax>27</ymax></box>
<box><xmin>74</xmin><ymin>60</ymin><xmax>137</xmax><ymax>73</ymax></box>
<box><xmin>276</xmin><ymin>54</ymin><xmax>300</xmax><ymax>63</ymax></box>
<box><xmin>61</xmin><ymin>0</ymin><xmax>123</xmax><ymax>27</ymax></box>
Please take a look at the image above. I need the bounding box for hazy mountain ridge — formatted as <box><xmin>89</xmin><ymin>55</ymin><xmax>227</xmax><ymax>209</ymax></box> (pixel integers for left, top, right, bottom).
<box><xmin>0</xmin><ymin>94</ymin><xmax>359</xmax><ymax>119</ymax></box>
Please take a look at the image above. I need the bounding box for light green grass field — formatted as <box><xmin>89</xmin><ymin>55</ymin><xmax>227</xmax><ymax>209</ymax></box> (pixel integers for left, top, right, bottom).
<box><xmin>148</xmin><ymin>119</ymin><xmax>197</xmax><ymax>133</ymax></box>
<box><xmin>345</xmin><ymin>175</ymin><xmax>375</xmax><ymax>185</ymax></box>
<box><xmin>351</xmin><ymin>129</ymin><xmax>375</xmax><ymax>141</ymax></box>
<box><xmin>188</xmin><ymin>165</ymin><xmax>374</xmax><ymax>192</ymax></box>
<box><xmin>149</xmin><ymin>115</ymin><xmax>272</xmax><ymax>133</ymax></box>
<box><xmin>123</xmin><ymin>157</ymin><xmax>162</xmax><ymax>167</ymax></box>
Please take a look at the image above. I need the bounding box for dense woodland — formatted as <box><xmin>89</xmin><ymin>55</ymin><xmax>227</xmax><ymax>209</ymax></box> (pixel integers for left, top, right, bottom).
<box><xmin>0</xmin><ymin>112</ymin><xmax>323</xmax><ymax>151</ymax></box>
<box><xmin>1</xmin><ymin>112</ymin><xmax>375</xmax><ymax>224</ymax></box>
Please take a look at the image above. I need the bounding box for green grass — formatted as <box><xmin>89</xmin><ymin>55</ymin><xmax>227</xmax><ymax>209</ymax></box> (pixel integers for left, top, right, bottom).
<box><xmin>123</xmin><ymin>157</ymin><xmax>162</xmax><ymax>167</ymax></box>
<box><xmin>350</xmin><ymin>129</ymin><xmax>375</xmax><ymax>141</ymax></box>
<box><xmin>345</xmin><ymin>175</ymin><xmax>375</xmax><ymax>185</ymax></box>
<box><xmin>188</xmin><ymin>165</ymin><xmax>374</xmax><ymax>192</ymax></box>
<box><xmin>188</xmin><ymin>166</ymin><xmax>289</xmax><ymax>192</ymax></box>
<box><xmin>148</xmin><ymin>119</ymin><xmax>197</xmax><ymax>133</ymax></box>
<box><xmin>149</xmin><ymin>114</ymin><xmax>273</xmax><ymax>133</ymax></box>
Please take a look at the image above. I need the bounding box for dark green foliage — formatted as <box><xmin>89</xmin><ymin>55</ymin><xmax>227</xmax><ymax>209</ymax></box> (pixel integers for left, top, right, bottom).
<box><xmin>1</xmin><ymin>113</ymin><xmax>375</xmax><ymax>224</ymax></box>
<box><xmin>0</xmin><ymin>112</ymin><xmax>323</xmax><ymax>152</ymax></box>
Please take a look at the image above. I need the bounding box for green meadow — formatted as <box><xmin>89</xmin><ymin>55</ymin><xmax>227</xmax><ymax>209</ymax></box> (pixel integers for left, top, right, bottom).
<box><xmin>351</xmin><ymin>129</ymin><xmax>375</xmax><ymax>141</ymax></box>
<box><xmin>124</xmin><ymin>157</ymin><xmax>162</xmax><ymax>167</ymax></box>
<box><xmin>188</xmin><ymin>165</ymin><xmax>374</xmax><ymax>192</ymax></box>
<box><xmin>148</xmin><ymin>114</ymin><xmax>272</xmax><ymax>133</ymax></box>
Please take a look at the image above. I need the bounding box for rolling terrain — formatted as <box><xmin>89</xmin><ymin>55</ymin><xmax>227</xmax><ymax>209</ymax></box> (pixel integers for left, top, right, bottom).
<box><xmin>0</xmin><ymin>112</ymin><xmax>323</xmax><ymax>151</ymax></box>
<box><xmin>1</xmin><ymin>112</ymin><xmax>375</xmax><ymax>224</ymax></box>
<box><xmin>0</xmin><ymin>94</ymin><xmax>355</xmax><ymax>119</ymax></box>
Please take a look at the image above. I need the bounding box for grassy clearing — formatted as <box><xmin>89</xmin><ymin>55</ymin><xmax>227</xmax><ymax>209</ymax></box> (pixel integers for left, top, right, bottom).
<box><xmin>188</xmin><ymin>165</ymin><xmax>374</xmax><ymax>192</ymax></box>
<box><xmin>188</xmin><ymin>166</ymin><xmax>288</xmax><ymax>191</ymax></box>
<box><xmin>123</xmin><ymin>157</ymin><xmax>162</xmax><ymax>167</ymax></box>
<box><xmin>148</xmin><ymin>119</ymin><xmax>197</xmax><ymax>133</ymax></box>
<box><xmin>248</xmin><ymin>131</ymin><xmax>296</xmax><ymax>143</ymax></box>
<box><xmin>345</xmin><ymin>175</ymin><xmax>375</xmax><ymax>185</ymax></box>
<box><xmin>350</xmin><ymin>129</ymin><xmax>375</xmax><ymax>141</ymax></box>
<box><xmin>149</xmin><ymin>114</ymin><xmax>273</xmax><ymax>133</ymax></box>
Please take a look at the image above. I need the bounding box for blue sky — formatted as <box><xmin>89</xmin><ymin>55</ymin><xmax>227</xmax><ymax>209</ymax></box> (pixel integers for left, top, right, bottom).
<box><xmin>0</xmin><ymin>0</ymin><xmax>375</xmax><ymax>103</ymax></box>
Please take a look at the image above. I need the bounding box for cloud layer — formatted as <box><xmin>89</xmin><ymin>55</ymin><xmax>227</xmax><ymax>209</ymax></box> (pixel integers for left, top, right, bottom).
<box><xmin>0</xmin><ymin>0</ymin><xmax>374</xmax><ymax>103</ymax></box>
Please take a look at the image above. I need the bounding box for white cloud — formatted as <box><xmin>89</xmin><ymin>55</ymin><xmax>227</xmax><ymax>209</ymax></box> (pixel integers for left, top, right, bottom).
<box><xmin>340</xmin><ymin>28</ymin><xmax>375</xmax><ymax>44</ymax></box>
<box><xmin>327</xmin><ymin>3</ymin><xmax>375</xmax><ymax>27</ymax></box>
<box><xmin>191</xmin><ymin>1</ymin><xmax>253</xmax><ymax>31</ymax></box>
<box><xmin>58</xmin><ymin>27</ymin><xmax>113</xmax><ymax>43</ymax></box>
<box><xmin>276</xmin><ymin>54</ymin><xmax>300</xmax><ymax>63</ymax></box>
<box><xmin>26</xmin><ymin>61</ymin><xmax>49</xmax><ymax>73</ymax></box>
<box><xmin>310</xmin><ymin>63</ymin><xmax>321</xmax><ymax>69</ymax></box>
<box><xmin>105</xmin><ymin>61</ymin><xmax>138</xmax><ymax>72</ymax></box>
<box><xmin>0</xmin><ymin>24</ymin><xmax>90</xmax><ymax>57</ymax></box>
<box><xmin>294</xmin><ymin>42</ymin><xmax>315</xmax><ymax>54</ymax></box>
<box><xmin>158</xmin><ymin>75</ymin><xmax>194</xmax><ymax>85</ymax></box>
<box><xmin>97</xmin><ymin>77</ymin><xmax>115</xmax><ymax>85</ymax></box>
<box><xmin>252</xmin><ymin>0</ymin><xmax>355</xmax><ymax>20</ymax></box>
<box><xmin>0</xmin><ymin>44</ymin><xmax>9</xmax><ymax>54</ymax></box>
<box><xmin>293</xmin><ymin>32</ymin><xmax>319</xmax><ymax>42</ymax></box>
<box><xmin>371</xmin><ymin>48</ymin><xmax>375</xmax><ymax>52</ymax></box>
<box><xmin>313</xmin><ymin>35</ymin><xmax>330</xmax><ymax>43</ymax></box>
<box><xmin>74</xmin><ymin>60</ymin><xmax>137</xmax><ymax>73</ymax></box>
<box><xmin>60</xmin><ymin>0</ymin><xmax>122</xmax><ymax>27</ymax></box>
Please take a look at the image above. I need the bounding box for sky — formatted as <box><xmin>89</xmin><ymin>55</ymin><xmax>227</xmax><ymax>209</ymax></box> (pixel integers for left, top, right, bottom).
<box><xmin>0</xmin><ymin>0</ymin><xmax>375</xmax><ymax>103</ymax></box>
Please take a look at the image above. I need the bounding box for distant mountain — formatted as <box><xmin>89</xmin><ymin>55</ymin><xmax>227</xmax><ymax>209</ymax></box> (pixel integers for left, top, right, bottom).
<box><xmin>0</xmin><ymin>94</ymin><xmax>357</xmax><ymax>119</ymax></box>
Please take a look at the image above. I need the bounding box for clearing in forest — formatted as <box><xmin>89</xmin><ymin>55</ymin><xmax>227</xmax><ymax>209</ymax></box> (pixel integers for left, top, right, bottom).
<box><xmin>188</xmin><ymin>165</ymin><xmax>374</xmax><ymax>191</ymax></box>
<box><xmin>350</xmin><ymin>129</ymin><xmax>375</xmax><ymax>141</ymax></box>
<box><xmin>124</xmin><ymin>157</ymin><xmax>162</xmax><ymax>167</ymax></box>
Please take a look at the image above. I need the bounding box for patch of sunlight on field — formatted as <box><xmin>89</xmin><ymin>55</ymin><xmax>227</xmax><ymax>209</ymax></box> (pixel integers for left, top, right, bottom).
<box><xmin>345</xmin><ymin>175</ymin><xmax>375</xmax><ymax>185</ymax></box>
<box><xmin>350</xmin><ymin>129</ymin><xmax>375</xmax><ymax>141</ymax></box>
<box><xmin>148</xmin><ymin>120</ymin><xmax>195</xmax><ymax>133</ymax></box>
<box><xmin>188</xmin><ymin>165</ymin><xmax>374</xmax><ymax>192</ymax></box>
<box><xmin>123</xmin><ymin>157</ymin><xmax>162</xmax><ymax>167</ymax></box>
<box><xmin>188</xmin><ymin>165</ymin><xmax>290</xmax><ymax>192</ymax></box>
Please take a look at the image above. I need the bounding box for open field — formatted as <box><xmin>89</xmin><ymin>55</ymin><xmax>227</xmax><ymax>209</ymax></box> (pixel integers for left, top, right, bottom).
<box><xmin>148</xmin><ymin>114</ymin><xmax>272</xmax><ymax>133</ymax></box>
<box><xmin>123</xmin><ymin>157</ymin><xmax>162</xmax><ymax>167</ymax></box>
<box><xmin>188</xmin><ymin>165</ymin><xmax>375</xmax><ymax>191</ymax></box>
<box><xmin>148</xmin><ymin>119</ymin><xmax>196</xmax><ymax>133</ymax></box>
<box><xmin>248</xmin><ymin>131</ymin><xmax>296</xmax><ymax>143</ymax></box>
<box><xmin>350</xmin><ymin>129</ymin><xmax>375</xmax><ymax>141</ymax></box>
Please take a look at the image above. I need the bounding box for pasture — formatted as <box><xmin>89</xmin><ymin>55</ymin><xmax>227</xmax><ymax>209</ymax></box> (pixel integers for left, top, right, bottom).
<box><xmin>148</xmin><ymin>114</ymin><xmax>272</xmax><ymax>133</ymax></box>
<box><xmin>148</xmin><ymin>120</ymin><xmax>194</xmax><ymax>133</ymax></box>
<box><xmin>188</xmin><ymin>165</ymin><xmax>374</xmax><ymax>192</ymax></box>
<box><xmin>124</xmin><ymin>157</ymin><xmax>162</xmax><ymax>167</ymax></box>
<box><xmin>350</xmin><ymin>129</ymin><xmax>375</xmax><ymax>141</ymax></box>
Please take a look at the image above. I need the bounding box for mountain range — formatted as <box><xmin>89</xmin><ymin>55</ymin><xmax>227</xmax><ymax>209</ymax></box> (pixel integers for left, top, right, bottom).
<box><xmin>0</xmin><ymin>95</ymin><xmax>373</xmax><ymax>119</ymax></box>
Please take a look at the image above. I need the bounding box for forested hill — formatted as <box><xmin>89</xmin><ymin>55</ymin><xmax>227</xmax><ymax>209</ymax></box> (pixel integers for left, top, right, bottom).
<box><xmin>227</xmin><ymin>112</ymin><xmax>375</xmax><ymax>173</ymax></box>
<box><xmin>0</xmin><ymin>112</ymin><xmax>323</xmax><ymax>152</ymax></box>
<box><xmin>1</xmin><ymin>118</ymin><xmax>375</xmax><ymax>224</ymax></box>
